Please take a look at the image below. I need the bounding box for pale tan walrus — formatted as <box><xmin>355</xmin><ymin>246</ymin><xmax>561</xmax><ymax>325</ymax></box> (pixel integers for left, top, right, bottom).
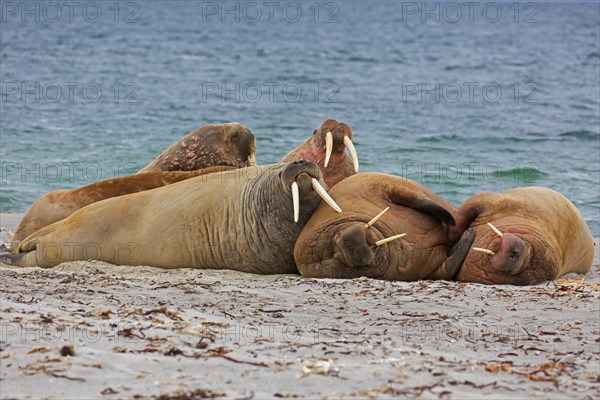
<box><xmin>6</xmin><ymin>161</ymin><xmax>343</xmax><ymax>272</ymax></box>
<box><xmin>294</xmin><ymin>173</ymin><xmax>474</xmax><ymax>281</ymax></box>
<box><xmin>10</xmin><ymin>166</ymin><xmax>234</xmax><ymax>251</ymax></box>
<box><xmin>450</xmin><ymin>187</ymin><xmax>595</xmax><ymax>285</ymax></box>
<box><xmin>10</xmin><ymin>122</ymin><xmax>257</xmax><ymax>251</ymax></box>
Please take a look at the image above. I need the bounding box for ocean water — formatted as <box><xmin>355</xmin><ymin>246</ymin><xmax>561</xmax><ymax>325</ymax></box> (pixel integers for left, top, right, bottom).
<box><xmin>1</xmin><ymin>1</ymin><xmax>599</xmax><ymax>235</ymax></box>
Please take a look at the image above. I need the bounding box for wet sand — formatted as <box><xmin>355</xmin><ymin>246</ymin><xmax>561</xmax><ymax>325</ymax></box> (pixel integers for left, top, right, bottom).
<box><xmin>1</xmin><ymin>213</ymin><xmax>598</xmax><ymax>399</ymax></box>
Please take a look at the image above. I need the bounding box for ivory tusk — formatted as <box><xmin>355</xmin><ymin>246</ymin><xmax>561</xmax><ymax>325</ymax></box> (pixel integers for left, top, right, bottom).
<box><xmin>375</xmin><ymin>233</ymin><xmax>406</xmax><ymax>246</ymax></box>
<box><xmin>311</xmin><ymin>178</ymin><xmax>342</xmax><ymax>213</ymax></box>
<box><xmin>291</xmin><ymin>181</ymin><xmax>300</xmax><ymax>223</ymax></box>
<box><xmin>487</xmin><ymin>222</ymin><xmax>503</xmax><ymax>238</ymax></box>
<box><xmin>324</xmin><ymin>131</ymin><xmax>333</xmax><ymax>168</ymax></box>
<box><xmin>365</xmin><ymin>207</ymin><xmax>390</xmax><ymax>229</ymax></box>
<box><xmin>343</xmin><ymin>136</ymin><xmax>359</xmax><ymax>172</ymax></box>
<box><xmin>472</xmin><ymin>247</ymin><xmax>495</xmax><ymax>255</ymax></box>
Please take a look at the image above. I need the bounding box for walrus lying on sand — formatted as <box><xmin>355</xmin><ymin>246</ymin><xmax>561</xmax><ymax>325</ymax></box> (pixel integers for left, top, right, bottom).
<box><xmin>281</xmin><ymin>119</ymin><xmax>358</xmax><ymax>188</ymax></box>
<box><xmin>138</xmin><ymin>122</ymin><xmax>257</xmax><ymax>173</ymax></box>
<box><xmin>9</xmin><ymin>166</ymin><xmax>234</xmax><ymax>252</ymax></box>
<box><xmin>10</xmin><ymin>122</ymin><xmax>256</xmax><ymax>251</ymax></box>
<box><xmin>7</xmin><ymin>162</ymin><xmax>342</xmax><ymax>272</ymax></box>
<box><xmin>451</xmin><ymin>187</ymin><xmax>595</xmax><ymax>285</ymax></box>
<box><xmin>294</xmin><ymin>173</ymin><xmax>475</xmax><ymax>281</ymax></box>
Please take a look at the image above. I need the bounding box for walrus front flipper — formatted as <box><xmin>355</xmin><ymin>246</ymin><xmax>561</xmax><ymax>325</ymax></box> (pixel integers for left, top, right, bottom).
<box><xmin>387</xmin><ymin>183</ymin><xmax>456</xmax><ymax>226</ymax></box>
<box><xmin>388</xmin><ymin>188</ymin><xmax>455</xmax><ymax>227</ymax></box>
<box><xmin>427</xmin><ymin>230</ymin><xmax>476</xmax><ymax>280</ymax></box>
<box><xmin>411</xmin><ymin>198</ymin><xmax>456</xmax><ymax>227</ymax></box>
<box><xmin>0</xmin><ymin>250</ymin><xmax>38</xmax><ymax>267</ymax></box>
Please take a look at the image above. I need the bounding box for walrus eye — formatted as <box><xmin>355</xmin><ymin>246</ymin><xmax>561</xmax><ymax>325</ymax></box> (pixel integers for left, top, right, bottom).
<box><xmin>510</xmin><ymin>251</ymin><xmax>519</xmax><ymax>261</ymax></box>
<box><xmin>313</xmin><ymin>129</ymin><xmax>317</xmax><ymax>135</ymax></box>
<box><xmin>230</xmin><ymin>131</ymin><xmax>239</xmax><ymax>141</ymax></box>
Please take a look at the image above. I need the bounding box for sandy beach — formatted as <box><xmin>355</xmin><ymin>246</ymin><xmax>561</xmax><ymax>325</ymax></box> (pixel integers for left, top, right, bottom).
<box><xmin>0</xmin><ymin>213</ymin><xmax>598</xmax><ymax>399</ymax></box>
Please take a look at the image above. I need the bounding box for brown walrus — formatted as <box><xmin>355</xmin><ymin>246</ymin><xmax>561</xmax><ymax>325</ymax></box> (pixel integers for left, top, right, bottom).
<box><xmin>449</xmin><ymin>187</ymin><xmax>595</xmax><ymax>285</ymax></box>
<box><xmin>9</xmin><ymin>166</ymin><xmax>234</xmax><ymax>252</ymax></box>
<box><xmin>294</xmin><ymin>173</ymin><xmax>474</xmax><ymax>281</ymax></box>
<box><xmin>281</xmin><ymin>119</ymin><xmax>358</xmax><ymax>188</ymax></box>
<box><xmin>138</xmin><ymin>122</ymin><xmax>256</xmax><ymax>173</ymax></box>
<box><xmin>7</xmin><ymin>161</ymin><xmax>343</xmax><ymax>272</ymax></box>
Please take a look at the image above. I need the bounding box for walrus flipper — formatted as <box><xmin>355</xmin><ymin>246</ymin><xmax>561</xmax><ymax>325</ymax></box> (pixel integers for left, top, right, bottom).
<box><xmin>412</xmin><ymin>198</ymin><xmax>456</xmax><ymax>227</ymax></box>
<box><xmin>0</xmin><ymin>250</ymin><xmax>38</xmax><ymax>267</ymax></box>
<box><xmin>427</xmin><ymin>230</ymin><xmax>476</xmax><ymax>280</ymax></box>
<box><xmin>387</xmin><ymin>185</ymin><xmax>455</xmax><ymax>226</ymax></box>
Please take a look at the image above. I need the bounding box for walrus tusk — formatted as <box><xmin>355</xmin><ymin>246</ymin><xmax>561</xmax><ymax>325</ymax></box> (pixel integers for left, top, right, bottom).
<box><xmin>311</xmin><ymin>178</ymin><xmax>342</xmax><ymax>213</ymax></box>
<box><xmin>343</xmin><ymin>136</ymin><xmax>359</xmax><ymax>172</ymax></box>
<box><xmin>291</xmin><ymin>181</ymin><xmax>300</xmax><ymax>223</ymax></box>
<box><xmin>375</xmin><ymin>233</ymin><xmax>406</xmax><ymax>246</ymax></box>
<box><xmin>365</xmin><ymin>206</ymin><xmax>390</xmax><ymax>229</ymax></box>
<box><xmin>324</xmin><ymin>131</ymin><xmax>333</xmax><ymax>168</ymax></box>
<box><xmin>472</xmin><ymin>247</ymin><xmax>495</xmax><ymax>255</ymax></box>
<box><xmin>487</xmin><ymin>222</ymin><xmax>503</xmax><ymax>238</ymax></box>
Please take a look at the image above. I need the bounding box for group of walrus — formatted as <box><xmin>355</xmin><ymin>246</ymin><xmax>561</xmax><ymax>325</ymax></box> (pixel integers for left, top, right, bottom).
<box><xmin>2</xmin><ymin>120</ymin><xmax>595</xmax><ymax>285</ymax></box>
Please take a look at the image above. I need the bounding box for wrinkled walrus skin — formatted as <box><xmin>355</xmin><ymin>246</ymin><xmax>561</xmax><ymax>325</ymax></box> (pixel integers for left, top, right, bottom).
<box><xmin>451</xmin><ymin>187</ymin><xmax>595</xmax><ymax>285</ymax></box>
<box><xmin>294</xmin><ymin>173</ymin><xmax>474</xmax><ymax>281</ymax></box>
<box><xmin>281</xmin><ymin>119</ymin><xmax>357</xmax><ymax>188</ymax></box>
<box><xmin>10</xmin><ymin>162</ymin><xmax>330</xmax><ymax>273</ymax></box>
<box><xmin>10</xmin><ymin>166</ymin><xmax>234</xmax><ymax>252</ymax></box>
<box><xmin>138</xmin><ymin>122</ymin><xmax>256</xmax><ymax>173</ymax></box>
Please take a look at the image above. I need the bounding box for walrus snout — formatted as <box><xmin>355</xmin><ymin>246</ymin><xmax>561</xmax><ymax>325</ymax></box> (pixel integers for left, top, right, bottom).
<box><xmin>490</xmin><ymin>233</ymin><xmax>528</xmax><ymax>274</ymax></box>
<box><xmin>333</xmin><ymin>224</ymin><xmax>378</xmax><ymax>267</ymax></box>
<box><xmin>281</xmin><ymin>160</ymin><xmax>323</xmax><ymax>186</ymax></box>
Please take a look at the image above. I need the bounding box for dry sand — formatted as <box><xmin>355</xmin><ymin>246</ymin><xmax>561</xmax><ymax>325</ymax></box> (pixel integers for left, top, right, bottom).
<box><xmin>0</xmin><ymin>213</ymin><xmax>598</xmax><ymax>399</ymax></box>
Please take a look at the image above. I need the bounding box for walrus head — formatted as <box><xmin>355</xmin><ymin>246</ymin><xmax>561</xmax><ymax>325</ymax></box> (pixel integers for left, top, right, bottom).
<box><xmin>455</xmin><ymin>223</ymin><xmax>550</xmax><ymax>285</ymax></box>
<box><xmin>138</xmin><ymin>122</ymin><xmax>256</xmax><ymax>173</ymax></box>
<box><xmin>236</xmin><ymin>160</ymin><xmax>343</xmax><ymax>273</ymax></box>
<box><xmin>295</xmin><ymin>173</ymin><xmax>459</xmax><ymax>281</ymax></box>
<box><xmin>280</xmin><ymin>119</ymin><xmax>358</xmax><ymax>188</ymax></box>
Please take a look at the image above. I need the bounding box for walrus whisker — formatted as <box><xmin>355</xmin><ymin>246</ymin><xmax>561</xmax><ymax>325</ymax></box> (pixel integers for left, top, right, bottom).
<box><xmin>487</xmin><ymin>222</ymin><xmax>503</xmax><ymax>238</ymax></box>
<box><xmin>324</xmin><ymin>131</ymin><xmax>333</xmax><ymax>168</ymax></box>
<box><xmin>343</xmin><ymin>136</ymin><xmax>359</xmax><ymax>172</ymax></box>
<box><xmin>291</xmin><ymin>181</ymin><xmax>300</xmax><ymax>223</ymax></box>
<box><xmin>472</xmin><ymin>247</ymin><xmax>495</xmax><ymax>255</ymax></box>
<box><xmin>311</xmin><ymin>178</ymin><xmax>342</xmax><ymax>213</ymax></box>
<box><xmin>365</xmin><ymin>206</ymin><xmax>390</xmax><ymax>229</ymax></box>
<box><xmin>375</xmin><ymin>233</ymin><xmax>406</xmax><ymax>246</ymax></box>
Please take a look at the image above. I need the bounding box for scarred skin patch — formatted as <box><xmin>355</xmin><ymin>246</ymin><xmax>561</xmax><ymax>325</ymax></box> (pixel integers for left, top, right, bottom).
<box><xmin>139</xmin><ymin>122</ymin><xmax>256</xmax><ymax>173</ymax></box>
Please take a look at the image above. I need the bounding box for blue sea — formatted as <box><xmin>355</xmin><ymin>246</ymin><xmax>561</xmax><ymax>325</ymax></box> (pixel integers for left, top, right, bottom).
<box><xmin>1</xmin><ymin>1</ymin><xmax>599</xmax><ymax>235</ymax></box>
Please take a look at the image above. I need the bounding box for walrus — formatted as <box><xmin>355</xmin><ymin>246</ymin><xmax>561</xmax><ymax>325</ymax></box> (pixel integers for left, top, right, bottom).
<box><xmin>294</xmin><ymin>173</ymin><xmax>475</xmax><ymax>281</ymax></box>
<box><xmin>138</xmin><ymin>122</ymin><xmax>256</xmax><ymax>173</ymax></box>
<box><xmin>7</xmin><ymin>161</ymin><xmax>343</xmax><ymax>272</ymax></box>
<box><xmin>449</xmin><ymin>187</ymin><xmax>595</xmax><ymax>285</ymax></box>
<box><xmin>281</xmin><ymin>119</ymin><xmax>358</xmax><ymax>188</ymax></box>
<box><xmin>9</xmin><ymin>166</ymin><xmax>234</xmax><ymax>252</ymax></box>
